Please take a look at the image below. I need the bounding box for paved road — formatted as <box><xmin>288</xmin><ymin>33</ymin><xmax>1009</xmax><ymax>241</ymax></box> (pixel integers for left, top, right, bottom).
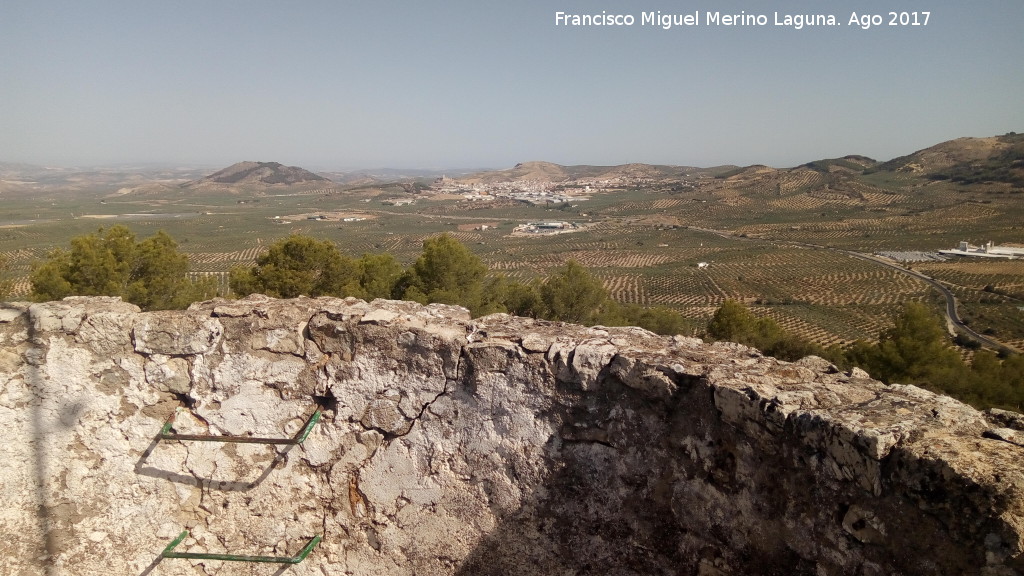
<box><xmin>838</xmin><ymin>250</ymin><xmax>1019</xmax><ymax>354</ymax></box>
<box><xmin>689</xmin><ymin>227</ymin><xmax>1019</xmax><ymax>355</ymax></box>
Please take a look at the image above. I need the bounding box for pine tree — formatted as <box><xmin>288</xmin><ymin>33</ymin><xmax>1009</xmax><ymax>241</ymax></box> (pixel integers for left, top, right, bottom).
<box><xmin>355</xmin><ymin>253</ymin><xmax>404</xmax><ymax>300</ymax></box>
<box><xmin>400</xmin><ymin>234</ymin><xmax>488</xmax><ymax>313</ymax></box>
<box><xmin>539</xmin><ymin>260</ymin><xmax>607</xmax><ymax>323</ymax></box>
<box><xmin>229</xmin><ymin>235</ymin><xmax>358</xmax><ymax>298</ymax></box>
<box><xmin>30</xmin><ymin>225</ymin><xmax>214</xmax><ymax>310</ymax></box>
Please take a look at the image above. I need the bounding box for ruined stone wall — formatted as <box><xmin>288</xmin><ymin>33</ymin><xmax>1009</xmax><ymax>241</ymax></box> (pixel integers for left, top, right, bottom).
<box><xmin>1</xmin><ymin>295</ymin><xmax>1023</xmax><ymax>575</ymax></box>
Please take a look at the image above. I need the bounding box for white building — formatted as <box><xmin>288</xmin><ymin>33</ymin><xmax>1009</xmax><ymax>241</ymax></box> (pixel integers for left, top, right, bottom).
<box><xmin>939</xmin><ymin>241</ymin><xmax>1024</xmax><ymax>259</ymax></box>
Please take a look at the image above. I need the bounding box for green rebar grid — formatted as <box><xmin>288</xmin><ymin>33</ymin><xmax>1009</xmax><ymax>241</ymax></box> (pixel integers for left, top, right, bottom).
<box><xmin>162</xmin><ymin>530</ymin><xmax>322</xmax><ymax>564</ymax></box>
<box><xmin>159</xmin><ymin>407</ymin><xmax>322</xmax><ymax>445</ymax></box>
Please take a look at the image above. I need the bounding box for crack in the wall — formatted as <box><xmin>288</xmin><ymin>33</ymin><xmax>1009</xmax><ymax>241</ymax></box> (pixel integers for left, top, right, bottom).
<box><xmin>413</xmin><ymin>386</ymin><xmax>449</xmax><ymax>427</ymax></box>
<box><xmin>560</xmin><ymin>436</ymin><xmax>617</xmax><ymax>450</ymax></box>
<box><xmin>362</xmin><ymin>386</ymin><xmax>450</xmax><ymax>442</ymax></box>
<box><xmin>320</xmin><ymin>486</ymin><xmax>333</xmax><ymax>555</ymax></box>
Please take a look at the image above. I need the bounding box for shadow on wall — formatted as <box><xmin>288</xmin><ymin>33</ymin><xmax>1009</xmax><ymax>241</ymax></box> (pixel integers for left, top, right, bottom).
<box><xmin>131</xmin><ymin>407</ymin><xmax>319</xmax><ymax>575</ymax></box>
<box><xmin>131</xmin><ymin>426</ymin><xmax>299</xmax><ymax>574</ymax></box>
<box><xmin>137</xmin><ymin>554</ymin><xmax>294</xmax><ymax>576</ymax></box>
<box><xmin>23</xmin><ymin>302</ymin><xmax>57</xmax><ymax>576</ymax></box>
<box><xmin>133</xmin><ymin>432</ymin><xmax>296</xmax><ymax>493</ymax></box>
<box><xmin>449</xmin><ymin>370</ymin><xmax>993</xmax><ymax>576</ymax></box>
<box><xmin>452</xmin><ymin>376</ymin><xmax>698</xmax><ymax>576</ymax></box>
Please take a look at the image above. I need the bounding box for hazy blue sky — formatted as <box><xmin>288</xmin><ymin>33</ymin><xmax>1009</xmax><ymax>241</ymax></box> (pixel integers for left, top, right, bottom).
<box><xmin>2</xmin><ymin>0</ymin><xmax>1022</xmax><ymax>169</ymax></box>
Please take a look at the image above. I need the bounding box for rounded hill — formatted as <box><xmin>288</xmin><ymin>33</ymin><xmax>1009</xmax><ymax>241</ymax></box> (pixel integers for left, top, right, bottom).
<box><xmin>187</xmin><ymin>161</ymin><xmax>330</xmax><ymax>187</ymax></box>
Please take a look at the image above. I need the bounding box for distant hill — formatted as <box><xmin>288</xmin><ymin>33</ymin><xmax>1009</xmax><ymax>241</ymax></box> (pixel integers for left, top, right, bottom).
<box><xmin>459</xmin><ymin>161</ymin><xmax>706</xmax><ymax>184</ymax></box>
<box><xmin>318</xmin><ymin>167</ymin><xmax>488</xmax><ymax>186</ymax></box>
<box><xmin>2</xmin><ymin>132</ymin><xmax>1021</xmax><ymax>197</ymax></box>
<box><xmin>0</xmin><ymin>164</ymin><xmax>209</xmax><ymax>198</ymax></box>
<box><xmin>709</xmin><ymin>156</ymin><xmax>884</xmax><ymax>202</ymax></box>
<box><xmin>448</xmin><ymin>134</ymin><xmax>1022</xmax><ymax>191</ymax></box>
<box><xmin>868</xmin><ymin>133</ymin><xmax>1024</xmax><ymax>187</ymax></box>
<box><xmin>799</xmin><ymin>155</ymin><xmax>877</xmax><ymax>173</ymax></box>
<box><xmin>697</xmin><ymin>133</ymin><xmax>1024</xmax><ymax>203</ymax></box>
<box><xmin>872</xmin><ymin>136</ymin><xmax>1010</xmax><ymax>174</ymax></box>
<box><xmin>185</xmin><ymin>161</ymin><xmax>330</xmax><ymax>187</ymax></box>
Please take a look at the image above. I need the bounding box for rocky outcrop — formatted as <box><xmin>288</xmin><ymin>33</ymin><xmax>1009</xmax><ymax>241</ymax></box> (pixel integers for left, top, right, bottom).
<box><xmin>2</xmin><ymin>295</ymin><xmax>1022</xmax><ymax>575</ymax></box>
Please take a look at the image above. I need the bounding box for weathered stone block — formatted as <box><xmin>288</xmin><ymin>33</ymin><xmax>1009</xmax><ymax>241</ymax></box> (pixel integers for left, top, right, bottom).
<box><xmin>133</xmin><ymin>312</ymin><xmax>223</xmax><ymax>354</ymax></box>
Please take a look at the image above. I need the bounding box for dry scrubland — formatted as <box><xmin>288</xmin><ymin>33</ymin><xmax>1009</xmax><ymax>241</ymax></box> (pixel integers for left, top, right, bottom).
<box><xmin>2</xmin><ymin>148</ymin><xmax>1023</xmax><ymax>351</ymax></box>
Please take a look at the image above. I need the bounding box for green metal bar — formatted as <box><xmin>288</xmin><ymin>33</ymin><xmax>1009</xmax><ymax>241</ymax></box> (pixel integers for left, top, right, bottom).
<box><xmin>162</xmin><ymin>530</ymin><xmax>322</xmax><ymax>564</ymax></box>
<box><xmin>159</xmin><ymin>408</ymin><xmax>322</xmax><ymax>445</ymax></box>
<box><xmin>160</xmin><ymin>416</ymin><xmax>175</xmax><ymax>437</ymax></box>
<box><xmin>162</xmin><ymin>530</ymin><xmax>189</xmax><ymax>556</ymax></box>
<box><xmin>294</xmin><ymin>409</ymin><xmax>322</xmax><ymax>444</ymax></box>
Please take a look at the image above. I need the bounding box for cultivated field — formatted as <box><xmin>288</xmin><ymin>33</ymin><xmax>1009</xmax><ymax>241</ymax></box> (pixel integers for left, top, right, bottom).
<box><xmin>3</xmin><ymin>162</ymin><xmax>1023</xmax><ymax>351</ymax></box>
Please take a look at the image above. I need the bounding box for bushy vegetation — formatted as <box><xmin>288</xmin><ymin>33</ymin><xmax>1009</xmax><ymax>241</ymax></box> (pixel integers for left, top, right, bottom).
<box><xmin>705</xmin><ymin>300</ymin><xmax>841</xmax><ymax>363</ymax></box>
<box><xmin>227</xmin><ymin>233</ymin><xmax>694</xmax><ymax>335</ymax></box>
<box><xmin>872</xmin><ymin>133</ymin><xmax>1024</xmax><ymax>187</ymax></box>
<box><xmin>532</xmin><ymin>260</ymin><xmax>694</xmax><ymax>335</ymax></box>
<box><xmin>30</xmin><ymin>225</ymin><xmax>217</xmax><ymax>310</ymax></box>
<box><xmin>714</xmin><ymin>167</ymin><xmax>749</xmax><ymax>179</ymax></box>
<box><xmin>355</xmin><ymin>253</ymin><xmax>405</xmax><ymax>300</ymax></box>
<box><xmin>928</xmin><ymin>143</ymin><xmax>1024</xmax><ymax>188</ymax></box>
<box><xmin>395</xmin><ymin>234</ymin><xmax>490</xmax><ymax>313</ymax></box>
<box><xmin>952</xmin><ymin>150</ymin><xmax>1024</xmax><ymax>188</ymax></box>
<box><xmin>843</xmin><ymin>302</ymin><xmax>1023</xmax><ymax>409</ymax></box>
<box><xmin>27</xmin><ymin>227</ymin><xmax>1022</xmax><ymax>409</ymax></box>
<box><xmin>802</xmin><ymin>158</ymin><xmax>871</xmax><ymax>173</ymax></box>
<box><xmin>31</xmin><ymin>228</ymin><xmax>694</xmax><ymax>336</ymax></box>
<box><xmin>708</xmin><ymin>299</ymin><xmax>1023</xmax><ymax>411</ymax></box>
<box><xmin>539</xmin><ymin>260</ymin><xmax>608</xmax><ymax>323</ymax></box>
<box><xmin>229</xmin><ymin>235</ymin><xmax>359</xmax><ymax>298</ymax></box>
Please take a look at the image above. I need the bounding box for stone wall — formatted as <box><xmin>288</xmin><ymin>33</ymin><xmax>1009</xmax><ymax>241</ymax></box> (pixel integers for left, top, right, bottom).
<box><xmin>1</xmin><ymin>295</ymin><xmax>1022</xmax><ymax>575</ymax></box>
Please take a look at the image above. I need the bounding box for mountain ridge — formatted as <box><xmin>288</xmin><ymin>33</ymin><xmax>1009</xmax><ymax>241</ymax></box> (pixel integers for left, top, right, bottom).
<box><xmin>184</xmin><ymin>161</ymin><xmax>330</xmax><ymax>187</ymax></box>
<box><xmin>458</xmin><ymin>161</ymin><xmax>715</xmax><ymax>185</ymax></box>
<box><xmin>2</xmin><ymin>132</ymin><xmax>1022</xmax><ymax>194</ymax></box>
